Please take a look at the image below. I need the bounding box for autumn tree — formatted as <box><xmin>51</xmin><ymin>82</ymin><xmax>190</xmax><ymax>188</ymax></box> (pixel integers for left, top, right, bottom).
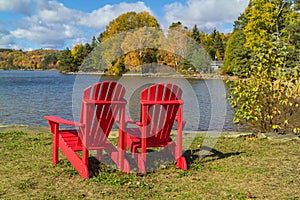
<box><xmin>0</xmin><ymin>49</ymin><xmax>60</xmax><ymax>70</ymax></box>
<box><xmin>100</xmin><ymin>11</ymin><xmax>160</xmax><ymax>42</ymax></box>
<box><xmin>72</xmin><ymin>43</ymin><xmax>92</xmax><ymax>68</ymax></box>
<box><xmin>121</xmin><ymin>27</ymin><xmax>162</xmax><ymax>72</ymax></box>
<box><xmin>158</xmin><ymin>22</ymin><xmax>190</xmax><ymax>71</ymax></box>
<box><xmin>81</xmin><ymin>13</ymin><xmax>226</xmax><ymax>75</ymax></box>
<box><xmin>6</xmin><ymin>56</ymin><xmax>14</xmax><ymax>70</ymax></box>
<box><xmin>97</xmin><ymin>11</ymin><xmax>160</xmax><ymax>75</ymax></box>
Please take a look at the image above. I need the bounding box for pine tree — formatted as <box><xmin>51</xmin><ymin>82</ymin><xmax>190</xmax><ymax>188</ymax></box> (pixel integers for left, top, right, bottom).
<box><xmin>59</xmin><ymin>48</ymin><xmax>74</xmax><ymax>72</ymax></box>
<box><xmin>191</xmin><ymin>25</ymin><xmax>201</xmax><ymax>43</ymax></box>
<box><xmin>91</xmin><ymin>36</ymin><xmax>98</xmax><ymax>49</ymax></box>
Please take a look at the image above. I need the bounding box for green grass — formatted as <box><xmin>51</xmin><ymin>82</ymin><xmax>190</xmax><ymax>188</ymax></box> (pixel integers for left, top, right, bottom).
<box><xmin>0</xmin><ymin>131</ymin><xmax>300</xmax><ymax>199</ymax></box>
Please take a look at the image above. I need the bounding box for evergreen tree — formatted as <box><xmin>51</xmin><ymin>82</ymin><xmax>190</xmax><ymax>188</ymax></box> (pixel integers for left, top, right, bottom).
<box><xmin>223</xmin><ymin>28</ymin><xmax>250</xmax><ymax>75</ymax></box>
<box><xmin>91</xmin><ymin>36</ymin><xmax>98</xmax><ymax>49</ymax></box>
<box><xmin>41</xmin><ymin>54</ymin><xmax>58</xmax><ymax>70</ymax></box>
<box><xmin>212</xmin><ymin>29</ymin><xmax>225</xmax><ymax>60</ymax></box>
<box><xmin>59</xmin><ymin>48</ymin><xmax>74</xmax><ymax>72</ymax></box>
<box><xmin>191</xmin><ymin>25</ymin><xmax>201</xmax><ymax>43</ymax></box>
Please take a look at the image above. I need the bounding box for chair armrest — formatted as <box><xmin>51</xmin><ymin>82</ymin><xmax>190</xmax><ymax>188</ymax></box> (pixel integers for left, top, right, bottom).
<box><xmin>116</xmin><ymin>115</ymin><xmax>143</xmax><ymax>127</ymax></box>
<box><xmin>124</xmin><ymin>116</ymin><xmax>139</xmax><ymax>124</ymax></box>
<box><xmin>141</xmin><ymin>99</ymin><xmax>184</xmax><ymax>105</ymax></box>
<box><xmin>44</xmin><ymin>116</ymin><xmax>84</xmax><ymax>127</ymax></box>
<box><xmin>83</xmin><ymin>99</ymin><xmax>127</xmax><ymax>105</ymax></box>
<box><xmin>124</xmin><ymin>115</ymin><xmax>145</xmax><ymax>127</ymax></box>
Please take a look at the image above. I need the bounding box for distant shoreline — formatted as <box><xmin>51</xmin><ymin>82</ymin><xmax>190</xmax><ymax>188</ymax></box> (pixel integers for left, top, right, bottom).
<box><xmin>66</xmin><ymin>71</ymin><xmax>237</xmax><ymax>80</ymax></box>
<box><xmin>0</xmin><ymin>69</ymin><xmax>236</xmax><ymax>80</ymax></box>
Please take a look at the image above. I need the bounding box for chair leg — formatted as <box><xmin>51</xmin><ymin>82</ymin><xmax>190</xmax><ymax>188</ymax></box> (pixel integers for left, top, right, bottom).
<box><xmin>118</xmin><ymin>149</ymin><xmax>131</xmax><ymax>173</ymax></box>
<box><xmin>82</xmin><ymin>147</ymin><xmax>89</xmax><ymax>167</ymax></box>
<box><xmin>131</xmin><ymin>146</ymin><xmax>146</xmax><ymax>173</ymax></box>
<box><xmin>52</xmin><ymin>133</ymin><xmax>59</xmax><ymax>164</ymax></box>
<box><xmin>137</xmin><ymin>153</ymin><xmax>146</xmax><ymax>173</ymax></box>
<box><xmin>176</xmin><ymin>156</ymin><xmax>188</xmax><ymax>170</ymax></box>
<box><xmin>58</xmin><ymin>141</ymin><xmax>89</xmax><ymax>179</ymax></box>
<box><xmin>168</xmin><ymin>143</ymin><xmax>188</xmax><ymax>170</ymax></box>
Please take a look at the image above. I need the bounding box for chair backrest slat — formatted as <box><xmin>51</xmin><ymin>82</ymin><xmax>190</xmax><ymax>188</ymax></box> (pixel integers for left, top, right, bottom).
<box><xmin>141</xmin><ymin>83</ymin><xmax>182</xmax><ymax>145</ymax></box>
<box><xmin>81</xmin><ymin>81</ymin><xmax>125</xmax><ymax>148</ymax></box>
<box><xmin>94</xmin><ymin>82</ymin><xmax>114</xmax><ymax>143</ymax></box>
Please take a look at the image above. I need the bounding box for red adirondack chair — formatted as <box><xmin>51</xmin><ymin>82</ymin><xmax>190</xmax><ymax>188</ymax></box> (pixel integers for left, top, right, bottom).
<box><xmin>123</xmin><ymin>83</ymin><xmax>187</xmax><ymax>173</ymax></box>
<box><xmin>44</xmin><ymin>81</ymin><xmax>130</xmax><ymax>179</ymax></box>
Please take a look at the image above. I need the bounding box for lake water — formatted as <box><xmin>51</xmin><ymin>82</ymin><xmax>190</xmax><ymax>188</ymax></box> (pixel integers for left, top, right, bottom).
<box><xmin>0</xmin><ymin>70</ymin><xmax>237</xmax><ymax>131</ymax></box>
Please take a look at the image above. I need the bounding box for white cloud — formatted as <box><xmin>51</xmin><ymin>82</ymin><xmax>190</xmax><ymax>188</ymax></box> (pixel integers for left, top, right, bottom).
<box><xmin>164</xmin><ymin>0</ymin><xmax>249</xmax><ymax>32</ymax></box>
<box><xmin>0</xmin><ymin>23</ymin><xmax>14</xmax><ymax>47</ymax></box>
<box><xmin>79</xmin><ymin>1</ymin><xmax>152</xmax><ymax>29</ymax></box>
<box><xmin>36</xmin><ymin>1</ymin><xmax>84</xmax><ymax>24</ymax></box>
<box><xmin>11</xmin><ymin>22</ymin><xmax>82</xmax><ymax>48</ymax></box>
<box><xmin>0</xmin><ymin>0</ymin><xmax>31</xmax><ymax>14</ymax></box>
<box><xmin>0</xmin><ymin>34</ymin><xmax>13</xmax><ymax>47</ymax></box>
<box><xmin>3</xmin><ymin>0</ymin><xmax>153</xmax><ymax>49</ymax></box>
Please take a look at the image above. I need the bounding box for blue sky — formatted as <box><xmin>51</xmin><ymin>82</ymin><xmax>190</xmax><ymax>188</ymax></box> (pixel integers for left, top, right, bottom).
<box><xmin>0</xmin><ymin>0</ymin><xmax>249</xmax><ymax>50</ymax></box>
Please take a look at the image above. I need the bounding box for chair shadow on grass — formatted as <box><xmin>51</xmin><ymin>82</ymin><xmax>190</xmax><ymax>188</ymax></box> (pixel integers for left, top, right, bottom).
<box><xmin>86</xmin><ymin>146</ymin><xmax>244</xmax><ymax>177</ymax></box>
<box><xmin>184</xmin><ymin>146</ymin><xmax>245</xmax><ymax>166</ymax></box>
<box><xmin>87</xmin><ymin>148</ymin><xmax>185</xmax><ymax>176</ymax></box>
<box><xmin>90</xmin><ymin>149</ymin><xmax>177</xmax><ymax>174</ymax></box>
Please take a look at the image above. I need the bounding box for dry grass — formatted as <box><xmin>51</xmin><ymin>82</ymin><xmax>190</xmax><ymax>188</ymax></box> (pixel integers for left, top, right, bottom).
<box><xmin>0</xmin><ymin>130</ymin><xmax>299</xmax><ymax>200</ymax></box>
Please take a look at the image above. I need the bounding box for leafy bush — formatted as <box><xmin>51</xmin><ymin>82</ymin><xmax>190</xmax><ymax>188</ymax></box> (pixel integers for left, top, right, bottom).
<box><xmin>228</xmin><ymin>39</ymin><xmax>300</xmax><ymax>133</ymax></box>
